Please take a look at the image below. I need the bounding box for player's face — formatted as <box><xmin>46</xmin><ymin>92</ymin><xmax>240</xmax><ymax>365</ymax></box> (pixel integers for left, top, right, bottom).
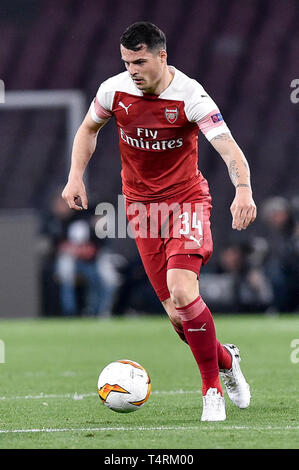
<box><xmin>120</xmin><ymin>44</ymin><xmax>166</xmax><ymax>94</ymax></box>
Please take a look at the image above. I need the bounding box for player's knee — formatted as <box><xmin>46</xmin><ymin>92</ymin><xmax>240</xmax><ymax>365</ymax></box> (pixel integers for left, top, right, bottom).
<box><xmin>167</xmin><ymin>270</ymin><xmax>199</xmax><ymax>307</ymax></box>
<box><xmin>169</xmin><ymin>283</ymin><xmax>192</xmax><ymax>307</ymax></box>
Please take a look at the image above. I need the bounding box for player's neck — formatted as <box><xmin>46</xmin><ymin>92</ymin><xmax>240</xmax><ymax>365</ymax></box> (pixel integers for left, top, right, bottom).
<box><xmin>145</xmin><ymin>66</ymin><xmax>174</xmax><ymax>96</ymax></box>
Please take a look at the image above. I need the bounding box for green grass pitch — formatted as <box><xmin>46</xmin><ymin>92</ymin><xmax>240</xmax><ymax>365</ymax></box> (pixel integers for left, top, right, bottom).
<box><xmin>0</xmin><ymin>314</ymin><xmax>299</xmax><ymax>449</ymax></box>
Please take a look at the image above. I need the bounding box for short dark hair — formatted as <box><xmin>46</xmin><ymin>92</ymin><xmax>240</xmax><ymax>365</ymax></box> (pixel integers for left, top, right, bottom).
<box><xmin>120</xmin><ymin>22</ymin><xmax>166</xmax><ymax>53</ymax></box>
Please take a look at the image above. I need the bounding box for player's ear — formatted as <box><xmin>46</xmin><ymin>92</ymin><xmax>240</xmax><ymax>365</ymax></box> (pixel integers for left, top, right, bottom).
<box><xmin>159</xmin><ymin>49</ymin><xmax>167</xmax><ymax>63</ymax></box>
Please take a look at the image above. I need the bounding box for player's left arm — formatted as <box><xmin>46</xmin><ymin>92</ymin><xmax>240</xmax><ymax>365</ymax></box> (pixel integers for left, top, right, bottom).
<box><xmin>210</xmin><ymin>133</ymin><xmax>257</xmax><ymax>231</ymax></box>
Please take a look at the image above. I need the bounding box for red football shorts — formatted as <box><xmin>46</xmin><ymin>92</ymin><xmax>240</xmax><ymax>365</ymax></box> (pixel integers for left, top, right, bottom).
<box><xmin>125</xmin><ymin>181</ymin><xmax>213</xmax><ymax>302</ymax></box>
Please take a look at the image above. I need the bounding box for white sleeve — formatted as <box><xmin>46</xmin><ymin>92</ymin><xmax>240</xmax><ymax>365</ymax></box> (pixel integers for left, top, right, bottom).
<box><xmin>185</xmin><ymin>81</ymin><xmax>231</xmax><ymax>141</ymax></box>
<box><xmin>90</xmin><ymin>80</ymin><xmax>115</xmax><ymax>123</ymax></box>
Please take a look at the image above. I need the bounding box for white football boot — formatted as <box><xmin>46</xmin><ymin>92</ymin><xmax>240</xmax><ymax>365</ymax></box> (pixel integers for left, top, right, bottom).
<box><xmin>219</xmin><ymin>344</ymin><xmax>251</xmax><ymax>409</ymax></box>
<box><xmin>201</xmin><ymin>388</ymin><xmax>226</xmax><ymax>422</ymax></box>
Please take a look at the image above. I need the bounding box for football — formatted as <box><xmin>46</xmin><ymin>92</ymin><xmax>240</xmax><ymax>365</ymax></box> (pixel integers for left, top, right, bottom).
<box><xmin>97</xmin><ymin>359</ymin><xmax>151</xmax><ymax>413</ymax></box>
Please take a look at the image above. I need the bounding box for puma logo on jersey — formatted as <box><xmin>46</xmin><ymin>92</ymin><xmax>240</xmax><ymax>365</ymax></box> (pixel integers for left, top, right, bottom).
<box><xmin>119</xmin><ymin>101</ymin><xmax>132</xmax><ymax>115</ymax></box>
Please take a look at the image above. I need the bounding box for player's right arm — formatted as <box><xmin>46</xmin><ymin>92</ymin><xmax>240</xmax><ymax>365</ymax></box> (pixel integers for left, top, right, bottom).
<box><xmin>62</xmin><ymin>109</ymin><xmax>107</xmax><ymax>211</ymax></box>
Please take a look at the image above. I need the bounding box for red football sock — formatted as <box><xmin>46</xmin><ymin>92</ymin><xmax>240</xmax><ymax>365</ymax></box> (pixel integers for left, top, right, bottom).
<box><xmin>170</xmin><ymin>318</ymin><xmax>232</xmax><ymax>370</ymax></box>
<box><xmin>175</xmin><ymin>296</ymin><xmax>223</xmax><ymax>396</ymax></box>
<box><xmin>217</xmin><ymin>340</ymin><xmax>232</xmax><ymax>370</ymax></box>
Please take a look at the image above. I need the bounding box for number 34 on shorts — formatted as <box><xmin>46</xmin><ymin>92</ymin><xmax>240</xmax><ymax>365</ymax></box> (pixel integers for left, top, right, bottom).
<box><xmin>172</xmin><ymin>202</ymin><xmax>205</xmax><ymax>249</ymax></box>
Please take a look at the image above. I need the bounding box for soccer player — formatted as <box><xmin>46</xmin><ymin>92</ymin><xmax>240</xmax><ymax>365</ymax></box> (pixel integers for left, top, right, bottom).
<box><xmin>62</xmin><ymin>22</ymin><xmax>257</xmax><ymax>421</ymax></box>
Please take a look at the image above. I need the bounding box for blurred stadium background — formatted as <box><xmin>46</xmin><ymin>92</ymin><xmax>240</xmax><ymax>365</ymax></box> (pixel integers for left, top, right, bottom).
<box><xmin>0</xmin><ymin>0</ymin><xmax>298</xmax><ymax>318</ymax></box>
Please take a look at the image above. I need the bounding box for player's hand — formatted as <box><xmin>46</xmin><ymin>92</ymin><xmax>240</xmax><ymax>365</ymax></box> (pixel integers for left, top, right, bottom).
<box><xmin>230</xmin><ymin>187</ymin><xmax>257</xmax><ymax>230</ymax></box>
<box><xmin>62</xmin><ymin>177</ymin><xmax>88</xmax><ymax>211</ymax></box>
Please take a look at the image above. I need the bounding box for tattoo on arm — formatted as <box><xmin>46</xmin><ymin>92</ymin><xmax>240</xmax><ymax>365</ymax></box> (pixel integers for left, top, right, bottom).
<box><xmin>211</xmin><ymin>132</ymin><xmax>251</xmax><ymax>187</ymax></box>
<box><xmin>228</xmin><ymin>157</ymin><xmax>250</xmax><ymax>188</ymax></box>
<box><xmin>211</xmin><ymin>132</ymin><xmax>232</xmax><ymax>142</ymax></box>
<box><xmin>229</xmin><ymin>160</ymin><xmax>240</xmax><ymax>186</ymax></box>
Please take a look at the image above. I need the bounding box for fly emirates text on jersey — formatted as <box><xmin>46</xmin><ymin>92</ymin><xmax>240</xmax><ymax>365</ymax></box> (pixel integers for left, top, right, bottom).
<box><xmin>120</xmin><ymin>127</ymin><xmax>183</xmax><ymax>151</ymax></box>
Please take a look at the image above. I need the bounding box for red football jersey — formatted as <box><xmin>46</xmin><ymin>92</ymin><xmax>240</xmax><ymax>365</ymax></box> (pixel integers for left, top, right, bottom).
<box><xmin>90</xmin><ymin>66</ymin><xmax>230</xmax><ymax>202</ymax></box>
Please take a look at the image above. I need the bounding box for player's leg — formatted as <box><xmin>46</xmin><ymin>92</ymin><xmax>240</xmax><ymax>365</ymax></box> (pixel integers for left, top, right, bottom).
<box><xmin>164</xmin><ymin>256</ymin><xmax>250</xmax><ymax>411</ymax></box>
<box><xmin>166</xmin><ymin>266</ymin><xmax>221</xmax><ymax>394</ymax></box>
<box><xmin>126</xmin><ymin>196</ymin><xmax>247</xmax><ymax>415</ymax></box>
<box><xmin>162</xmin><ymin>295</ymin><xmax>233</xmax><ymax>370</ymax></box>
<box><xmin>166</xmin><ymin>265</ymin><xmax>225</xmax><ymax>421</ymax></box>
<box><xmin>162</xmin><ymin>294</ymin><xmax>232</xmax><ymax>378</ymax></box>
<box><xmin>161</xmin><ymin>188</ymin><xmax>236</xmax><ymax>400</ymax></box>
<box><xmin>161</xmin><ymin>253</ymin><xmax>231</xmax><ymax>370</ymax></box>
<box><xmin>161</xmin><ymin>257</ymin><xmax>199</xmax><ymax>345</ymax></box>
<box><xmin>162</xmin><ymin>297</ymin><xmax>188</xmax><ymax>344</ymax></box>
